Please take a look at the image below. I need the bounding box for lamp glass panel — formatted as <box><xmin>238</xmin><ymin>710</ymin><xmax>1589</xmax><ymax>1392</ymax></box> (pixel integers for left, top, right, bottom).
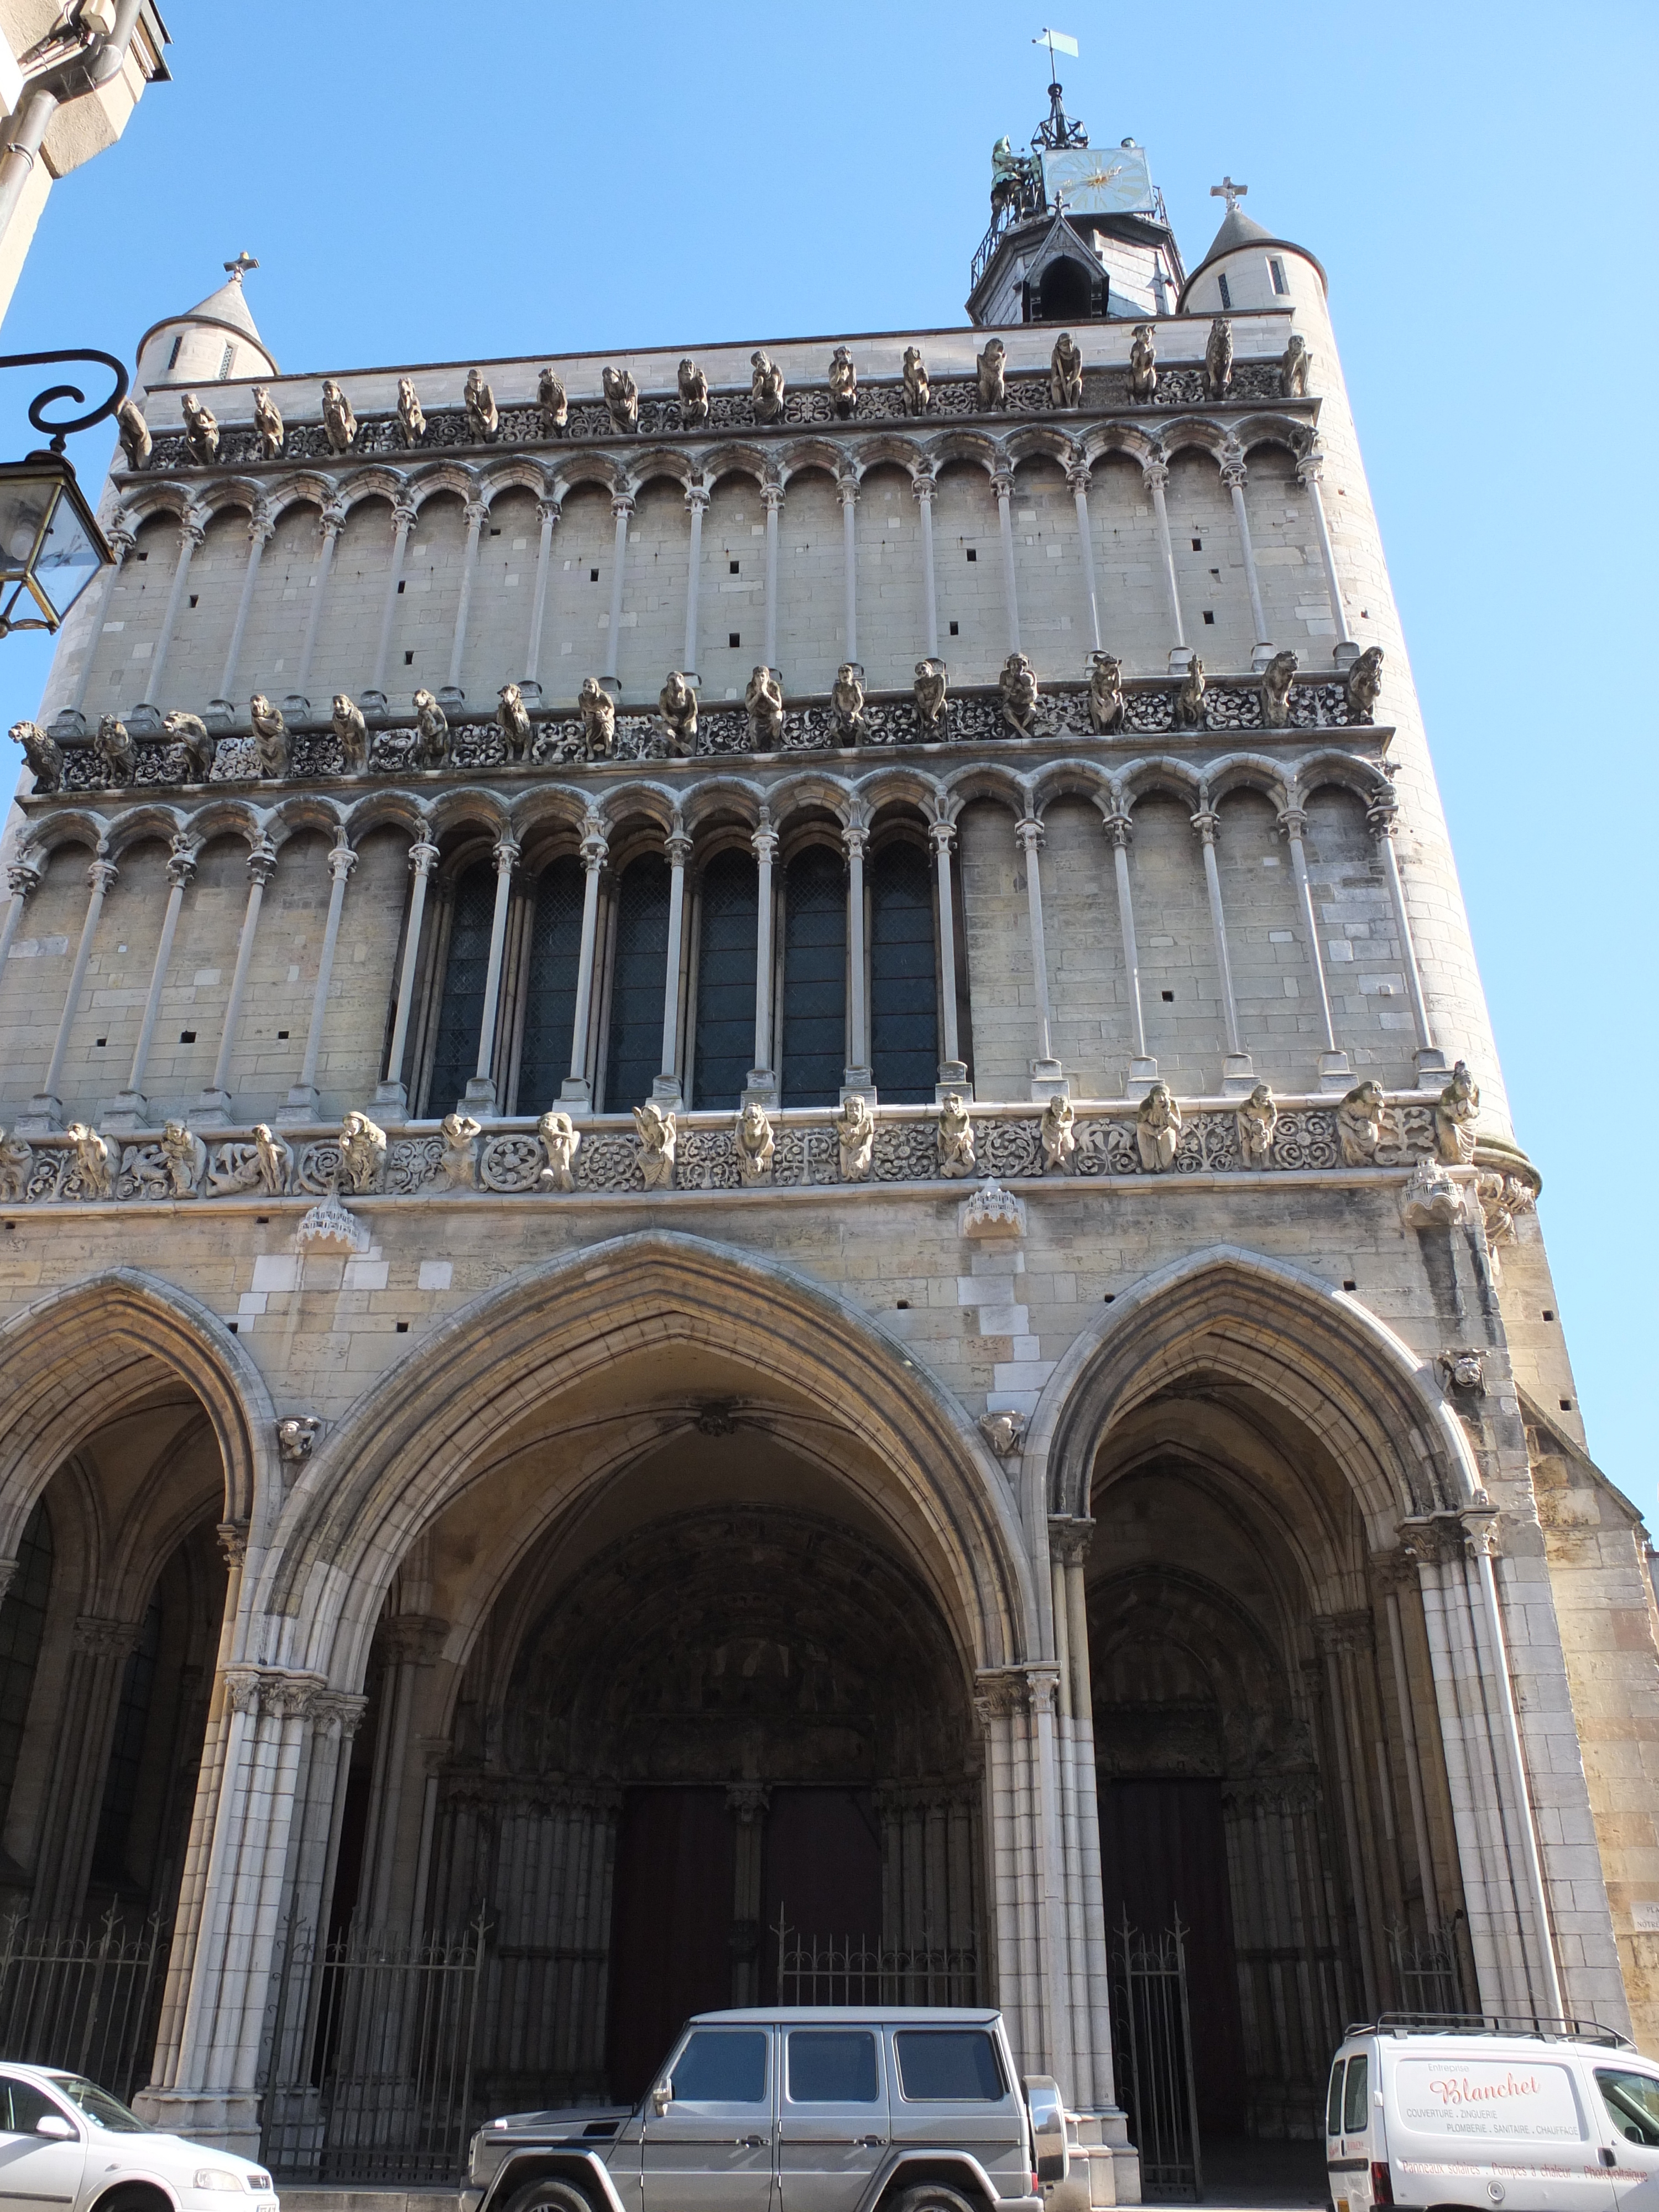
<box><xmin>34</xmin><ymin>486</ymin><xmax>102</xmax><ymax>621</ymax></box>
<box><xmin>0</xmin><ymin>478</ymin><xmax>51</xmax><ymax>582</ymax></box>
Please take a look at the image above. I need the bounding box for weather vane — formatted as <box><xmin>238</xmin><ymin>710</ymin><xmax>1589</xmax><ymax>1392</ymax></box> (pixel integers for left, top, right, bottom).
<box><xmin>1031</xmin><ymin>28</ymin><xmax>1087</xmax><ymax>150</ymax></box>
<box><xmin>1210</xmin><ymin>177</ymin><xmax>1248</xmax><ymax>214</ymax></box>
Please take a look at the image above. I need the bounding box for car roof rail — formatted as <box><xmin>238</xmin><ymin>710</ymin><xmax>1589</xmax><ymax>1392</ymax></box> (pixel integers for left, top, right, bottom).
<box><xmin>1341</xmin><ymin>2012</ymin><xmax>1634</xmax><ymax>2049</ymax></box>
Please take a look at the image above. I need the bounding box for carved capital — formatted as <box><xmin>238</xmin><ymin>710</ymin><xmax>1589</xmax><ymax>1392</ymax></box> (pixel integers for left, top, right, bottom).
<box><xmin>1366</xmin><ymin>795</ymin><xmax>1400</xmax><ymax>841</ymax></box>
<box><xmin>166</xmin><ymin>836</ymin><xmax>200</xmax><ymax>888</ymax></box>
<box><xmin>248</xmin><ymin>506</ymin><xmax>276</xmax><ymax>547</ymax></box>
<box><xmin>391</xmin><ymin>501</ymin><xmax>419</xmax><ymax>534</ymax></box>
<box><xmin>327</xmin><ymin>843</ymin><xmax>358</xmax><ymax>883</ymax></box>
<box><xmin>311</xmin><ymin>1690</ymin><xmax>369</xmax><ymax>1741</ymax></box>
<box><xmin>665</xmin><ymin>830</ymin><xmax>692</xmax><ymax>867</ymax></box>
<box><xmin>1140</xmin><ymin>459</ymin><xmax>1169</xmax><ymax>492</ymax></box>
<box><xmin>1103</xmin><ymin>811</ymin><xmax>1133</xmax><ymax>850</ymax></box>
<box><xmin>1190</xmin><ymin>807</ymin><xmax>1221</xmax><ymax>846</ymax></box>
<box><xmin>991</xmin><ymin>469</ymin><xmax>1015</xmax><ymax>500</ymax></box>
<box><xmin>911</xmin><ymin>472</ymin><xmax>936</xmax><ymax>504</ymax></box>
<box><xmin>1296</xmin><ymin>446</ymin><xmax>1326</xmax><ymax>487</ymax></box>
<box><xmin>1219</xmin><ymin>461</ymin><xmax>1247</xmax><ymax>493</ymax></box>
<box><xmin>107</xmin><ymin>524</ymin><xmax>137</xmax><ymax>560</ymax></box>
<box><xmin>462</xmin><ymin>498</ymin><xmax>488</xmax><ymax>534</ymax></box>
<box><xmin>1065</xmin><ymin>457</ymin><xmax>1091</xmax><ymax>493</ymax></box>
<box><xmin>684</xmin><ymin>486</ymin><xmax>710</xmax><ymax>515</ymax></box>
<box><xmin>927</xmin><ymin>820</ymin><xmax>954</xmax><ymax>858</ymax></box>
<box><xmin>580</xmin><ymin>821</ymin><xmax>609</xmax><ymax>870</ymax></box>
<box><xmin>320</xmin><ymin>499</ymin><xmax>347</xmax><ymax>535</ymax></box>
<box><xmin>72</xmin><ymin>1614</ymin><xmax>142</xmax><ymax>1660</ymax></box>
<box><xmin>492</xmin><ymin>834</ymin><xmax>521</xmax><ymax>873</ymax></box>
<box><xmin>216</xmin><ymin>1519</ymin><xmax>249</xmax><ymax>1569</ymax></box>
<box><xmin>6</xmin><ymin>861</ymin><xmax>41</xmax><ymax>901</ymax></box>
<box><xmin>1312</xmin><ymin>1609</ymin><xmax>1374</xmax><ymax>1658</ymax></box>
<box><xmin>972</xmin><ymin>1661</ymin><xmax>1061</xmax><ymax>1724</ymax></box>
<box><xmin>752</xmin><ymin>827</ymin><xmax>779</xmax><ymax>865</ymax></box>
<box><xmin>246</xmin><ymin>839</ymin><xmax>278</xmax><ymax>887</ymax></box>
<box><xmin>537</xmin><ymin>495</ymin><xmax>562</xmax><ymax>528</ymax></box>
<box><xmin>1048</xmin><ymin>1514</ymin><xmax>1095</xmax><ymax>1566</ymax></box>
<box><xmin>761</xmin><ymin>482</ymin><xmax>785</xmax><ymax>513</ymax></box>
<box><xmin>1276</xmin><ymin>805</ymin><xmax>1308</xmax><ymax>839</ymax></box>
<box><xmin>408</xmin><ymin>838</ymin><xmax>440</xmax><ymax>878</ymax></box>
<box><xmin>842</xmin><ymin>824</ymin><xmax>869</xmax><ymax>860</ymax></box>
<box><xmin>87</xmin><ymin>859</ymin><xmax>119</xmax><ymax>896</ymax></box>
<box><xmin>726</xmin><ymin>1782</ymin><xmax>771</xmax><ymax>1822</ymax></box>
<box><xmin>611</xmin><ymin>495</ymin><xmax>635</xmax><ymax>522</ymax></box>
<box><xmin>382</xmin><ymin>1613</ymin><xmax>450</xmax><ymax>1666</ymax></box>
<box><xmin>181</xmin><ymin>511</ymin><xmax>208</xmax><ymax>548</ymax></box>
<box><xmin>836</xmin><ymin>476</ymin><xmax>859</xmax><ymax>507</ymax></box>
<box><xmin>1014</xmin><ymin>816</ymin><xmax>1043</xmax><ymax>854</ymax></box>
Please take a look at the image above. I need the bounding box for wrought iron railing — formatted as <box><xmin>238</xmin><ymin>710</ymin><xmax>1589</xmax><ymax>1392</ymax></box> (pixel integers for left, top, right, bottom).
<box><xmin>774</xmin><ymin>1919</ymin><xmax>978</xmax><ymax>2007</ymax></box>
<box><xmin>1112</xmin><ymin>1912</ymin><xmax>1201</xmax><ymax>2204</ymax></box>
<box><xmin>260</xmin><ymin>1916</ymin><xmax>489</xmax><ymax>2186</ymax></box>
<box><xmin>0</xmin><ymin>1908</ymin><xmax>169</xmax><ymax>2100</ymax></box>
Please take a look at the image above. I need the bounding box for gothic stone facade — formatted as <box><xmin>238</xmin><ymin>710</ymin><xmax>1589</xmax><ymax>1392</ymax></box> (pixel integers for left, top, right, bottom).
<box><xmin>0</xmin><ymin>201</ymin><xmax>1654</xmax><ymax>2189</ymax></box>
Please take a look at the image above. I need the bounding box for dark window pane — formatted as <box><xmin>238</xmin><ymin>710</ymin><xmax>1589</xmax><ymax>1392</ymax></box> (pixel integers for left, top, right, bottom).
<box><xmin>2</xmin><ymin>2081</ymin><xmax>68</xmax><ymax>2134</ymax></box>
<box><xmin>671</xmin><ymin>2028</ymin><xmax>769</xmax><ymax>2105</ymax></box>
<box><xmin>1599</xmin><ymin>2070</ymin><xmax>1659</xmax><ymax>2147</ymax></box>
<box><xmin>0</xmin><ymin>1501</ymin><xmax>50</xmax><ymax>1825</ymax></box>
<box><xmin>1326</xmin><ymin>2060</ymin><xmax>1346</xmax><ymax>2138</ymax></box>
<box><xmin>426</xmin><ymin>863</ymin><xmax>497</xmax><ymax>1113</ymax></box>
<box><xmin>91</xmin><ymin>1592</ymin><xmax>161</xmax><ymax>1888</ymax></box>
<box><xmin>788</xmin><ymin>2030</ymin><xmax>879</xmax><ymax>2104</ymax></box>
<box><xmin>870</xmin><ymin>842</ymin><xmax>938</xmax><ymax>1103</ymax></box>
<box><xmin>604</xmin><ymin>856</ymin><xmax>671</xmax><ymax>1110</ymax></box>
<box><xmin>781</xmin><ymin>845</ymin><xmax>846</xmax><ymax>1107</ymax></box>
<box><xmin>692</xmin><ymin>849</ymin><xmax>758</xmax><ymax>1110</ymax></box>
<box><xmin>894</xmin><ymin>2030</ymin><xmax>1005</xmax><ymax>2102</ymax></box>
<box><xmin>517</xmin><ymin>856</ymin><xmax>585</xmax><ymax>1112</ymax></box>
<box><xmin>1343</xmin><ymin>2053</ymin><xmax>1369</xmax><ymax>2134</ymax></box>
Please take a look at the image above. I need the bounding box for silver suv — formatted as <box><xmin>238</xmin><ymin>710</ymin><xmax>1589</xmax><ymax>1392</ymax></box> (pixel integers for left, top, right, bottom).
<box><xmin>466</xmin><ymin>2005</ymin><xmax>1067</xmax><ymax>2212</ymax></box>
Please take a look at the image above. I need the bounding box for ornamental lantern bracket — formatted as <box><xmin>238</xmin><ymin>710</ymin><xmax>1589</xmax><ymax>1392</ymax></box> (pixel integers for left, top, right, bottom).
<box><xmin>0</xmin><ymin>347</ymin><xmax>128</xmax><ymax>637</ymax></box>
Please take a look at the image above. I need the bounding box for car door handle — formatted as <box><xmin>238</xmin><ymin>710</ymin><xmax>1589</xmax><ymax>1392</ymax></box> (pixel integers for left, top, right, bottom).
<box><xmin>1602</xmin><ymin>2148</ymin><xmax>1618</xmax><ymax>2167</ymax></box>
<box><xmin>853</xmin><ymin>2136</ymin><xmax>885</xmax><ymax>2149</ymax></box>
<box><xmin>735</xmin><ymin>2136</ymin><xmax>766</xmax><ymax>2148</ymax></box>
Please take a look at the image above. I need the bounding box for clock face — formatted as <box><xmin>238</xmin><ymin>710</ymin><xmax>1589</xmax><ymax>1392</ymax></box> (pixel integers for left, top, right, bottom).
<box><xmin>1041</xmin><ymin>143</ymin><xmax>1155</xmax><ymax>215</ymax></box>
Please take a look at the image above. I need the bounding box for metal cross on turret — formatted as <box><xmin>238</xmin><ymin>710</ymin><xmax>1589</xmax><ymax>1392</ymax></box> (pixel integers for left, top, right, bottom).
<box><xmin>223</xmin><ymin>250</ymin><xmax>259</xmax><ymax>284</ymax></box>
<box><xmin>1209</xmin><ymin>176</ymin><xmax>1248</xmax><ymax>213</ymax></box>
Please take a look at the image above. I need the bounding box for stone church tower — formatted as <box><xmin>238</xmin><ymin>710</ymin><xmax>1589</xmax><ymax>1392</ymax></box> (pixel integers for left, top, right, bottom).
<box><xmin>0</xmin><ymin>77</ymin><xmax>1652</xmax><ymax>2193</ymax></box>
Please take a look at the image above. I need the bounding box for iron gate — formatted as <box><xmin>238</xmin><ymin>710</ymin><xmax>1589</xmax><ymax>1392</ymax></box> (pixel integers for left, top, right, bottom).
<box><xmin>1112</xmin><ymin>1912</ymin><xmax>1202</xmax><ymax>2204</ymax></box>
<box><xmin>0</xmin><ymin>1910</ymin><xmax>169</xmax><ymax>2100</ymax></box>
<box><xmin>260</xmin><ymin>1917</ymin><xmax>488</xmax><ymax>2185</ymax></box>
<box><xmin>774</xmin><ymin>1918</ymin><xmax>978</xmax><ymax>2006</ymax></box>
<box><xmin>1388</xmin><ymin>1917</ymin><xmax>1466</xmax><ymax>2015</ymax></box>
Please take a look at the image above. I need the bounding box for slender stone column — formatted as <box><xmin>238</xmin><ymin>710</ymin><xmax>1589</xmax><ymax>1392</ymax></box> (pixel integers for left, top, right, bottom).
<box><xmin>1368</xmin><ymin>794</ymin><xmax>1447</xmax><ymax>1082</ymax></box>
<box><xmin>67</xmin><ymin>524</ymin><xmax>133</xmax><ymax>722</ymax></box>
<box><xmin>761</xmin><ymin>481</ymin><xmax>783</xmax><ymax>672</ymax></box>
<box><xmin>1278</xmin><ymin>802</ymin><xmax>1350</xmax><ymax>1090</ymax></box>
<box><xmin>216</xmin><ymin>503</ymin><xmax>274</xmax><ymax>706</ymax></box>
<box><xmin>1190</xmin><ymin>806</ymin><xmax>1253</xmax><ymax>1091</ymax></box>
<box><xmin>462</xmin><ymin>835</ymin><xmax>519</xmax><ymax>1113</ymax></box>
<box><xmin>524</xmin><ymin>496</ymin><xmax>558</xmax><ymax>688</ymax></box>
<box><xmin>1142</xmin><ymin>456</ymin><xmax>1188</xmax><ymax>667</ymax></box>
<box><xmin>0</xmin><ymin>859</ymin><xmax>40</xmax><ymax>979</ymax></box>
<box><xmin>1053</xmin><ymin>1522</ymin><xmax>1115</xmax><ymax>2110</ymax></box>
<box><xmin>375</xmin><ymin>838</ymin><xmax>439</xmax><ymax>1111</ymax></box>
<box><xmin>930</xmin><ymin>821</ymin><xmax>967</xmax><ymax>1087</ymax></box>
<box><xmin>196</xmin><ymin>839</ymin><xmax>277</xmax><ymax>1125</ymax></box>
<box><xmin>727</xmin><ymin>1784</ymin><xmax>771</xmax><ymax>2007</ymax></box>
<box><xmin>359</xmin><ymin>1616</ymin><xmax>448</xmax><ymax>1930</ymax></box>
<box><xmin>561</xmin><ymin>819</ymin><xmax>607</xmax><ymax>1106</ymax></box>
<box><xmin>294</xmin><ymin>499</ymin><xmax>346</xmax><ymax>700</ymax></box>
<box><xmin>681</xmin><ymin>486</ymin><xmax>708</xmax><ymax>684</ymax></box>
<box><xmin>21</xmin><ymin>857</ymin><xmax>118</xmax><ymax>1130</ymax></box>
<box><xmin>747</xmin><ymin>824</ymin><xmax>779</xmax><ymax>1103</ymax></box>
<box><xmin>285</xmin><ymin>843</ymin><xmax>357</xmax><ymax>1115</ymax></box>
<box><xmin>914</xmin><ymin>470</ymin><xmax>940</xmax><ymax>660</ymax></box>
<box><xmin>655</xmin><ymin>829</ymin><xmax>691</xmax><ymax>1104</ymax></box>
<box><xmin>107</xmin><ymin>837</ymin><xmax>197</xmax><ymax>1128</ymax></box>
<box><xmin>368</xmin><ymin>500</ymin><xmax>417</xmax><ymax>702</ymax></box>
<box><xmin>1221</xmin><ymin>451</ymin><xmax>1272</xmax><ymax>666</ymax></box>
<box><xmin>442</xmin><ymin>496</ymin><xmax>487</xmax><ymax>702</ymax></box>
<box><xmin>602</xmin><ymin>494</ymin><xmax>633</xmax><ymax>691</ymax></box>
<box><xmin>1381</xmin><ymin>1568</ymin><xmax>1441</xmax><ymax>1928</ymax></box>
<box><xmin>993</xmin><ymin>468</ymin><xmax>1021</xmax><ymax>653</ymax></box>
<box><xmin>32</xmin><ymin>1614</ymin><xmax>143</xmax><ymax>1923</ymax></box>
<box><xmin>842</xmin><ymin>825</ymin><xmax>870</xmax><ymax>1091</ymax></box>
<box><xmin>1298</xmin><ymin>441</ymin><xmax>1356</xmax><ymax>659</ymax></box>
<box><xmin>838</xmin><ymin>476</ymin><xmax>859</xmax><ymax>662</ymax></box>
<box><xmin>1015</xmin><ymin>816</ymin><xmax>1064</xmax><ymax>1097</ymax></box>
<box><xmin>1103</xmin><ymin>812</ymin><xmax>1156</xmax><ymax>1094</ymax></box>
<box><xmin>141</xmin><ymin>508</ymin><xmax>206</xmax><ymax>709</ymax></box>
<box><xmin>1067</xmin><ymin>458</ymin><xmax>1103</xmax><ymax>651</ymax></box>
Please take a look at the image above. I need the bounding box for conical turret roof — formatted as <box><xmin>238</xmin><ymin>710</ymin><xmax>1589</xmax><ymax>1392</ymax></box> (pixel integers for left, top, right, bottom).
<box><xmin>135</xmin><ymin>255</ymin><xmax>279</xmax><ymax>381</ymax></box>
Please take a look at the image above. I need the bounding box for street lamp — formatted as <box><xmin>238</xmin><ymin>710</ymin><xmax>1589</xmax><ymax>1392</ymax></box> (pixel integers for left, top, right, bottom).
<box><xmin>0</xmin><ymin>347</ymin><xmax>128</xmax><ymax>638</ymax></box>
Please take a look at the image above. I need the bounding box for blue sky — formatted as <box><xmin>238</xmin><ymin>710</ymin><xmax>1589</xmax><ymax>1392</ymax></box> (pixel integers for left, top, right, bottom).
<box><xmin>0</xmin><ymin>1</ymin><xmax>1652</xmax><ymax>1506</ymax></box>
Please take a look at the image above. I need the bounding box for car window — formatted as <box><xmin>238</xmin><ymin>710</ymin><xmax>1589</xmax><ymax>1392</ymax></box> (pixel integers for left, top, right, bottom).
<box><xmin>49</xmin><ymin>2078</ymin><xmax>145</xmax><ymax>2133</ymax></box>
<box><xmin>669</xmin><ymin>2031</ymin><xmax>768</xmax><ymax>2106</ymax></box>
<box><xmin>0</xmin><ymin>2080</ymin><xmax>72</xmax><ymax>2136</ymax></box>
<box><xmin>788</xmin><ymin>2031</ymin><xmax>880</xmax><ymax>2104</ymax></box>
<box><xmin>1327</xmin><ymin>2060</ymin><xmax>1348</xmax><ymax>2137</ymax></box>
<box><xmin>1598</xmin><ymin>2071</ymin><xmax>1659</xmax><ymax>2148</ymax></box>
<box><xmin>1343</xmin><ymin>2054</ymin><xmax>1369</xmax><ymax>2134</ymax></box>
<box><xmin>894</xmin><ymin>2030</ymin><xmax>1005</xmax><ymax>2101</ymax></box>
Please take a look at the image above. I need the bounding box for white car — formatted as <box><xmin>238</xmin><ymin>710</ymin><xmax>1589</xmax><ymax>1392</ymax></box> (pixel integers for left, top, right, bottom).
<box><xmin>0</xmin><ymin>2064</ymin><xmax>278</xmax><ymax>2212</ymax></box>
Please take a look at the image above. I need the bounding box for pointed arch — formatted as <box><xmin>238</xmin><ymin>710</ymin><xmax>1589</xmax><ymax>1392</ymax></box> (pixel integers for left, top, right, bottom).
<box><xmin>1025</xmin><ymin>1244</ymin><xmax>1482</xmax><ymax>1537</ymax></box>
<box><xmin>0</xmin><ymin>1269</ymin><xmax>278</xmax><ymax>1554</ymax></box>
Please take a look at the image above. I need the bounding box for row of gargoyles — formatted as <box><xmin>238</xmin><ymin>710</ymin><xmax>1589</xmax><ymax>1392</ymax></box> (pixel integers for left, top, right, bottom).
<box><xmin>13</xmin><ymin>643</ymin><xmax>1386</xmax><ymax>796</ymax></box>
<box><xmin>119</xmin><ymin>320</ymin><xmax>1318</xmax><ymax>474</ymax></box>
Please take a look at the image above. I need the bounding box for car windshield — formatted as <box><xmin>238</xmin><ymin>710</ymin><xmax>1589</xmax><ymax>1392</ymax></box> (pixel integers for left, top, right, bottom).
<box><xmin>51</xmin><ymin>2078</ymin><xmax>147</xmax><ymax>2132</ymax></box>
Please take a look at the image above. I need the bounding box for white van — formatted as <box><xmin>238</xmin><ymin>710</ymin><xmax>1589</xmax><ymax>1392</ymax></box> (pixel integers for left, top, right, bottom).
<box><xmin>1327</xmin><ymin>2018</ymin><xmax>1659</xmax><ymax>2212</ymax></box>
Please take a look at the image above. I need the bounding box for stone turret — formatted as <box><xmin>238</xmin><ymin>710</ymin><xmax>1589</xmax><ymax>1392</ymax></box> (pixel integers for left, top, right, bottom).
<box><xmin>132</xmin><ymin>251</ymin><xmax>277</xmax><ymax>403</ymax></box>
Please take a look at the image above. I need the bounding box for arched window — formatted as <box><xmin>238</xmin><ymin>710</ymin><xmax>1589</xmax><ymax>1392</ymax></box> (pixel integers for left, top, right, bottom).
<box><xmin>517</xmin><ymin>857</ymin><xmax>585</xmax><ymax>1112</ymax></box>
<box><xmin>425</xmin><ymin>860</ymin><xmax>497</xmax><ymax>1114</ymax></box>
<box><xmin>781</xmin><ymin>844</ymin><xmax>846</xmax><ymax>1106</ymax></box>
<box><xmin>604</xmin><ymin>854</ymin><xmax>671</xmax><ymax>1111</ymax></box>
<box><xmin>692</xmin><ymin>849</ymin><xmax>758</xmax><ymax>1110</ymax></box>
<box><xmin>870</xmin><ymin>841</ymin><xmax>938</xmax><ymax>1102</ymax></box>
<box><xmin>91</xmin><ymin>1593</ymin><xmax>161</xmax><ymax>1892</ymax></box>
<box><xmin>1037</xmin><ymin>256</ymin><xmax>1093</xmax><ymax>321</ymax></box>
<box><xmin>0</xmin><ymin>1500</ymin><xmax>51</xmax><ymax>1832</ymax></box>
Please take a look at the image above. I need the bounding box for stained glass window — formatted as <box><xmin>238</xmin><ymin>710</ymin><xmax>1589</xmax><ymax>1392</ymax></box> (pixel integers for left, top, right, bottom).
<box><xmin>604</xmin><ymin>855</ymin><xmax>671</xmax><ymax>1110</ymax></box>
<box><xmin>870</xmin><ymin>841</ymin><xmax>938</xmax><ymax>1102</ymax></box>
<box><xmin>693</xmin><ymin>849</ymin><xmax>759</xmax><ymax>1110</ymax></box>
<box><xmin>426</xmin><ymin>862</ymin><xmax>496</xmax><ymax>1114</ymax></box>
<box><xmin>517</xmin><ymin>857</ymin><xmax>585</xmax><ymax>1112</ymax></box>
